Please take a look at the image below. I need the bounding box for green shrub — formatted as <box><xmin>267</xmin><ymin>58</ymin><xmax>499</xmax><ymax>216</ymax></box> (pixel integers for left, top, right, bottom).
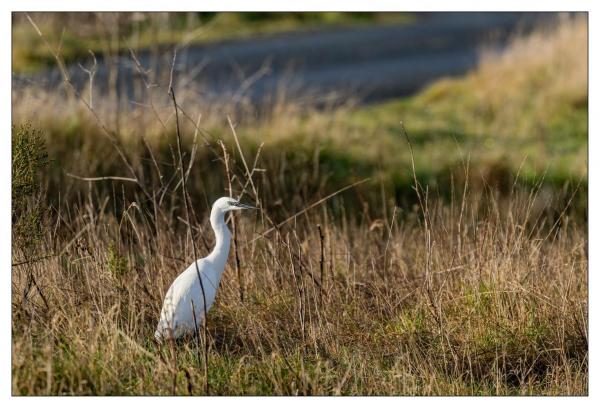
<box><xmin>108</xmin><ymin>241</ymin><xmax>128</xmax><ymax>280</ymax></box>
<box><xmin>12</xmin><ymin>123</ymin><xmax>49</xmax><ymax>250</ymax></box>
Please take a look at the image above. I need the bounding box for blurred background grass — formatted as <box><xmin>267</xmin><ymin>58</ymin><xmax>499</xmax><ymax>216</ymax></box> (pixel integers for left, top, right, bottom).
<box><xmin>12</xmin><ymin>12</ymin><xmax>588</xmax><ymax>218</ymax></box>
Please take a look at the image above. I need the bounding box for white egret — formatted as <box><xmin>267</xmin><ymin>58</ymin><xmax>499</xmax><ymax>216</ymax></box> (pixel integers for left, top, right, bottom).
<box><xmin>155</xmin><ymin>197</ymin><xmax>256</xmax><ymax>341</ymax></box>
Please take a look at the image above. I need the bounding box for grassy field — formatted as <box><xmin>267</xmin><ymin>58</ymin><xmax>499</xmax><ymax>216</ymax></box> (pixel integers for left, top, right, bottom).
<box><xmin>11</xmin><ymin>14</ymin><xmax>587</xmax><ymax>395</ymax></box>
<box><xmin>12</xmin><ymin>183</ymin><xmax>588</xmax><ymax>395</ymax></box>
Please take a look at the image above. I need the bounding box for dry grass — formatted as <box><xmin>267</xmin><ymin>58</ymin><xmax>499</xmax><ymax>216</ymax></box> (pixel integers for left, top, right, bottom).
<box><xmin>415</xmin><ymin>13</ymin><xmax>587</xmax><ymax>140</ymax></box>
<box><xmin>12</xmin><ymin>177</ymin><xmax>588</xmax><ymax>395</ymax></box>
<box><xmin>351</xmin><ymin>14</ymin><xmax>588</xmax><ymax>187</ymax></box>
<box><xmin>11</xmin><ymin>13</ymin><xmax>588</xmax><ymax>395</ymax></box>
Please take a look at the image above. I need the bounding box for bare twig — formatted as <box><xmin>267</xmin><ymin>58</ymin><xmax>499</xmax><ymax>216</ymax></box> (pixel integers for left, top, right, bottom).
<box><xmin>232</xmin><ymin>59</ymin><xmax>272</xmax><ymax>104</ymax></box>
<box><xmin>168</xmin><ymin>48</ymin><xmax>177</xmax><ymax>94</ymax></box>
<box><xmin>383</xmin><ymin>206</ymin><xmax>398</xmax><ymax>279</ymax></box>
<box><xmin>227</xmin><ymin>116</ymin><xmax>259</xmax><ymax>202</ymax></box>
<box><xmin>170</xmin><ymin>86</ymin><xmax>209</xmax><ymax>395</ymax></box>
<box><xmin>25</xmin><ymin>14</ymin><xmax>150</xmax><ymax>200</ymax></box>
<box><xmin>12</xmin><ymin>254</ymin><xmax>56</xmax><ymax>267</ymax></box>
<box><xmin>191</xmin><ymin>300</ymin><xmax>201</xmax><ymax>367</ymax></box>
<box><xmin>173</xmin><ymin>111</ymin><xmax>202</xmax><ymax>193</ymax></box>
<box><xmin>317</xmin><ymin>224</ymin><xmax>325</xmax><ymax>305</ymax></box>
<box><xmin>77</xmin><ymin>50</ymin><xmax>97</xmax><ymax>109</ymax></box>
<box><xmin>219</xmin><ymin>141</ymin><xmax>244</xmax><ymax>303</ymax></box>
<box><xmin>249</xmin><ymin>178</ymin><xmax>370</xmax><ymax>244</ymax></box>
<box><xmin>22</xmin><ymin>262</ymin><xmax>49</xmax><ymax>310</ymax></box>
<box><xmin>66</xmin><ymin>173</ymin><xmax>138</xmax><ymax>183</ymax></box>
<box><xmin>399</xmin><ymin>123</ymin><xmax>432</xmax><ymax>280</ymax></box>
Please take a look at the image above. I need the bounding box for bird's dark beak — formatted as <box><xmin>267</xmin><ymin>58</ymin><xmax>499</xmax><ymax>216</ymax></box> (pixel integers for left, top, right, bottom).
<box><xmin>236</xmin><ymin>202</ymin><xmax>257</xmax><ymax>210</ymax></box>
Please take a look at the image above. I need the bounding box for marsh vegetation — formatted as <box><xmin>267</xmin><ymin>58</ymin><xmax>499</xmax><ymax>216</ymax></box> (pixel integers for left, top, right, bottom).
<box><xmin>11</xmin><ymin>12</ymin><xmax>587</xmax><ymax>395</ymax></box>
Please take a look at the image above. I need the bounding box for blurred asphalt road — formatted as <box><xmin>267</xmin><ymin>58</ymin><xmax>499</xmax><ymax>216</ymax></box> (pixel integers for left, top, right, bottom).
<box><xmin>15</xmin><ymin>12</ymin><xmax>554</xmax><ymax>107</ymax></box>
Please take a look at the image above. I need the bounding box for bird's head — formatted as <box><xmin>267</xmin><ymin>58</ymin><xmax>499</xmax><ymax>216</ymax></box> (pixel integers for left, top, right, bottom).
<box><xmin>212</xmin><ymin>196</ymin><xmax>257</xmax><ymax>214</ymax></box>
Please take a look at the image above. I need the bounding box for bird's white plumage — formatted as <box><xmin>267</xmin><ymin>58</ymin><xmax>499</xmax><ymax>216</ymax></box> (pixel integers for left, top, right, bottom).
<box><xmin>155</xmin><ymin>197</ymin><xmax>255</xmax><ymax>341</ymax></box>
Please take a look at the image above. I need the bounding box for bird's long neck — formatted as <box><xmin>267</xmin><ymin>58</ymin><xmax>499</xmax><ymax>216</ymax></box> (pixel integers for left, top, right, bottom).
<box><xmin>207</xmin><ymin>208</ymin><xmax>231</xmax><ymax>271</ymax></box>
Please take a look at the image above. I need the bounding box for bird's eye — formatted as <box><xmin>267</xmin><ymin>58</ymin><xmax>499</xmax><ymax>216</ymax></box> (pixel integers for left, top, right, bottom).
<box><xmin>228</xmin><ymin>200</ymin><xmax>238</xmax><ymax>206</ymax></box>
